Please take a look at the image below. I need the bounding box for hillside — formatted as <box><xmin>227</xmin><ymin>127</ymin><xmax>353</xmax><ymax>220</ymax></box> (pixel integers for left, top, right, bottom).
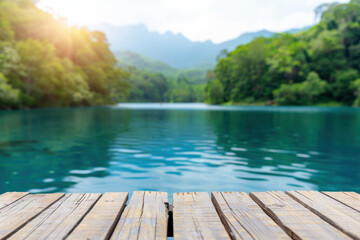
<box><xmin>95</xmin><ymin>23</ymin><xmax>219</xmax><ymax>68</ymax></box>
<box><xmin>115</xmin><ymin>51</ymin><xmax>177</xmax><ymax>76</ymax></box>
<box><xmin>115</xmin><ymin>51</ymin><xmax>209</xmax><ymax>83</ymax></box>
<box><xmin>93</xmin><ymin>24</ymin><xmax>310</xmax><ymax>69</ymax></box>
<box><xmin>0</xmin><ymin>0</ymin><xmax>129</xmax><ymax>109</ymax></box>
<box><xmin>206</xmin><ymin>0</ymin><xmax>360</xmax><ymax>106</ymax></box>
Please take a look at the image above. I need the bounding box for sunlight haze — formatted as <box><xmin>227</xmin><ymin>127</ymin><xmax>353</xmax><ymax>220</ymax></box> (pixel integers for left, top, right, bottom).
<box><xmin>38</xmin><ymin>0</ymin><xmax>350</xmax><ymax>43</ymax></box>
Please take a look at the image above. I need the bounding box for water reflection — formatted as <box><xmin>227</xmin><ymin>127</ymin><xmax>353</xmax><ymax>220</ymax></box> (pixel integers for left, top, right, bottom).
<box><xmin>0</xmin><ymin>104</ymin><xmax>359</xmax><ymax>194</ymax></box>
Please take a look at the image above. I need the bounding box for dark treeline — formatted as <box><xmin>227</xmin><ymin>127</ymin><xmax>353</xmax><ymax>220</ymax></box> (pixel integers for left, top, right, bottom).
<box><xmin>0</xmin><ymin>0</ymin><xmax>129</xmax><ymax>109</ymax></box>
<box><xmin>116</xmin><ymin>51</ymin><xmax>207</xmax><ymax>103</ymax></box>
<box><xmin>0</xmin><ymin>0</ymin><xmax>207</xmax><ymax>109</ymax></box>
<box><xmin>125</xmin><ymin>67</ymin><xmax>206</xmax><ymax>103</ymax></box>
<box><xmin>2</xmin><ymin>0</ymin><xmax>360</xmax><ymax>108</ymax></box>
<box><xmin>207</xmin><ymin>0</ymin><xmax>360</xmax><ymax>106</ymax></box>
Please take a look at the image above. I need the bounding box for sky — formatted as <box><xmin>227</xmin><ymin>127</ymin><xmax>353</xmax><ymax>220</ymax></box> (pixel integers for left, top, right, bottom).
<box><xmin>38</xmin><ymin>0</ymin><xmax>350</xmax><ymax>43</ymax></box>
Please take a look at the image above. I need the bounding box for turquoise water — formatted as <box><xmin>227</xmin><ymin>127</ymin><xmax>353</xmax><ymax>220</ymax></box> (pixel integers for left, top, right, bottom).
<box><xmin>0</xmin><ymin>103</ymin><xmax>359</xmax><ymax>195</ymax></box>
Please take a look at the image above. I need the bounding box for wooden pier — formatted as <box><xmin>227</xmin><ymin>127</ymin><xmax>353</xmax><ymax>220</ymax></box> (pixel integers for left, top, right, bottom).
<box><xmin>0</xmin><ymin>191</ymin><xmax>359</xmax><ymax>239</ymax></box>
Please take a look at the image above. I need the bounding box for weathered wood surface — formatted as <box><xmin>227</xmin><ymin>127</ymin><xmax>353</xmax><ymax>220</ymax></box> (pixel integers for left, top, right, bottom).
<box><xmin>212</xmin><ymin>192</ymin><xmax>290</xmax><ymax>240</ymax></box>
<box><xmin>0</xmin><ymin>193</ymin><xmax>63</xmax><ymax>240</ymax></box>
<box><xmin>287</xmin><ymin>190</ymin><xmax>360</xmax><ymax>239</ymax></box>
<box><xmin>323</xmin><ymin>191</ymin><xmax>360</xmax><ymax>212</ymax></box>
<box><xmin>173</xmin><ymin>192</ymin><xmax>230</xmax><ymax>240</ymax></box>
<box><xmin>0</xmin><ymin>191</ymin><xmax>359</xmax><ymax>239</ymax></box>
<box><xmin>110</xmin><ymin>191</ymin><xmax>169</xmax><ymax>240</ymax></box>
<box><xmin>0</xmin><ymin>192</ymin><xmax>29</xmax><ymax>210</ymax></box>
<box><xmin>8</xmin><ymin>193</ymin><xmax>101</xmax><ymax>240</ymax></box>
<box><xmin>68</xmin><ymin>192</ymin><xmax>128</xmax><ymax>240</ymax></box>
<box><xmin>250</xmin><ymin>191</ymin><xmax>351</xmax><ymax>240</ymax></box>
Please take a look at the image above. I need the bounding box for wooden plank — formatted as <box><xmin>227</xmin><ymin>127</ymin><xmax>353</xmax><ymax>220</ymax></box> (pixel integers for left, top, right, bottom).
<box><xmin>173</xmin><ymin>192</ymin><xmax>230</xmax><ymax>240</ymax></box>
<box><xmin>287</xmin><ymin>190</ymin><xmax>360</xmax><ymax>239</ymax></box>
<box><xmin>0</xmin><ymin>193</ymin><xmax>64</xmax><ymax>240</ymax></box>
<box><xmin>8</xmin><ymin>193</ymin><xmax>101</xmax><ymax>240</ymax></box>
<box><xmin>250</xmin><ymin>191</ymin><xmax>351</xmax><ymax>240</ymax></box>
<box><xmin>68</xmin><ymin>192</ymin><xmax>129</xmax><ymax>240</ymax></box>
<box><xmin>0</xmin><ymin>192</ymin><xmax>29</xmax><ymax>209</ymax></box>
<box><xmin>110</xmin><ymin>191</ymin><xmax>168</xmax><ymax>240</ymax></box>
<box><xmin>323</xmin><ymin>192</ymin><xmax>360</xmax><ymax>212</ymax></box>
<box><xmin>212</xmin><ymin>192</ymin><xmax>290</xmax><ymax>240</ymax></box>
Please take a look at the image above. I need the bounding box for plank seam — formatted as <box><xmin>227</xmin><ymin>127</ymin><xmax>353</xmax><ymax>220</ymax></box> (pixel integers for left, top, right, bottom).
<box><xmin>136</xmin><ymin>192</ymin><xmax>145</xmax><ymax>239</ymax></box>
<box><xmin>62</xmin><ymin>193</ymin><xmax>103</xmax><ymax>239</ymax></box>
<box><xmin>3</xmin><ymin>194</ymin><xmax>66</xmax><ymax>240</ymax></box>
<box><xmin>249</xmin><ymin>192</ymin><xmax>297</xmax><ymax>240</ymax></box>
<box><xmin>211</xmin><ymin>193</ymin><xmax>242</xmax><ymax>240</ymax></box>
<box><xmin>104</xmin><ymin>198</ymin><xmax>129</xmax><ymax>240</ymax></box>
<box><xmin>0</xmin><ymin>193</ymin><xmax>30</xmax><ymax>210</ymax></box>
<box><xmin>322</xmin><ymin>192</ymin><xmax>360</xmax><ymax>213</ymax></box>
<box><xmin>286</xmin><ymin>191</ymin><xmax>359</xmax><ymax>239</ymax></box>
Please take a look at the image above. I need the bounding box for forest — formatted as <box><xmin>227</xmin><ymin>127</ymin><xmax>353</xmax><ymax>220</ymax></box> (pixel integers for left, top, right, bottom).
<box><xmin>1</xmin><ymin>0</ymin><xmax>360</xmax><ymax>108</ymax></box>
<box><xmin>206</xmin><ymin>0</ymin><xmax>360</xmax><ymax>106</ymax></box>
<box><xmin>116</xmin><ymin>51</ymin><xmax>207</xmax><ymax>103</ymax></box>
<box><xmin>125</xmin><ymin>67</ymin><xmax>206</xmax><ymax>103</ymax></box>
<box><xmin>0</xmin><ymin>0</ymin><xmax>129</xmax><ymax>108</ymax></box>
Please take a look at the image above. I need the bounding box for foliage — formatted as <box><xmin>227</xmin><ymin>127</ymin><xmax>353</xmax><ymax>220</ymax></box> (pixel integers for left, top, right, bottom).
<box><xmin>0</xmin><ymin>72</ymin><xmax>19</xmax><ymax>107</ymax></box>
<box><xmin>126</xmin><ymin>67</ymin><xmax>168</xmax><ymax>102</ymax></box>
<box><xmin>165</xmin><ymin>77</ymin><xmax>204</xmax><ymax>103</ymax></box>
<box><xmin>273</xmin><ymin>72</ymin><xmax>328</xmax><ymax>105</ymax></box>
<box><xmin>125</xmin><ymin>67</ymin><xmax>205</xmax><ymax>103</ymax></box>
<box><xmin>116</xmin><ymin>51</ymin><xmax>177</xmax><ymax>76</ymax></box>
<box><xmin>352</xmin><ymin>78</ymin><xmax>360</xmax><ymax>106</ymax></box>
<box><xmin>208</xmin><ymin>0</ymin><xmax>360</xmax><ymax>106</ymax></box>
<box><xmin>0</xmin><ymin>0</ymin><xmax>129</xmax><ymax>108</ymax></box>
<box><xmin>116</xmin><ymin>50</ymin><xmax>209</xmax><ymax>103</ymax></box>
<box><xmin>206</xmin><ymin>79</ymin><xmax>224</xmax><ymax>104</ymax></box>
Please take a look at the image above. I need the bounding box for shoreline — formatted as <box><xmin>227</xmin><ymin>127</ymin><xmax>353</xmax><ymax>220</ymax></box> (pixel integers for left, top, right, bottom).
<box><xmin>0</xmin><ymin>101</ymin><xmax>354</xmax><ymax>111</ymax></box>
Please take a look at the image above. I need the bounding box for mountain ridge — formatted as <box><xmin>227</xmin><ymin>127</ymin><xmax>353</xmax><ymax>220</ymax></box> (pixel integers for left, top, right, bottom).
<box><xmin>92</xmin><ymin>23</ymin><xmax>310</xmax><ymax>69</ymax></box>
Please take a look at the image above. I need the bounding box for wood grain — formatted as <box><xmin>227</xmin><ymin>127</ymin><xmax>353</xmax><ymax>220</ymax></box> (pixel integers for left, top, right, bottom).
<box><xmin>0</xmin><ymin>192</ymin><xmax>29</xmax><ymax>210</ymax></box>
<box><xmin>0</xmin><ymin>193</ymin><xmax>64</xmax><ymax>240</ymax></box>
<box><xmin>250</xmin><ymin>191</ymin><xmax>351</xmax><ymax>240</ymax></box>
<box><xmin>287</xmin><ymin>190</ymin><xmax>360</xmax><ymax>239</ymax></box>
<box><xmin>212</xmin><ymin>192</ymin><xmax>290</xmax><ymax>240</ymax></box>
<box><xmin>323</xmin><ymin>192</ymin><xmax>360</xmax><ymax>212</ymax></box>
<box><xmin>110</xmin><ymin>191</ymin><xmax>169</xmax><ymax>240</ymax></box>
<box><xmin>67</xmin><ymin>192</ymin><xmax>128</xmax><ymax>240</ymax></box>
<box><xmin>8</xmin><ymin>193</ymin><xmax>101</xmax><ymax>240</ymax></box>
<box><xmin>173</xmin><ymin>192</ymin><xmax>230</xmax><ymax>240</ymax></box>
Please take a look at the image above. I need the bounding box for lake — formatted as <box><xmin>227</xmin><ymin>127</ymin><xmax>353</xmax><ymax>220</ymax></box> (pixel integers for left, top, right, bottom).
<box><xmin>0</xmin><ymin>103</ymin><xmax>359</xmax><ymax>196</ymax></box>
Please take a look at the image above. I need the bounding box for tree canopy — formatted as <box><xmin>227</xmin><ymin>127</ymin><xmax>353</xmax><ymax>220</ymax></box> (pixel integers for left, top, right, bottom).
<box><xmin>207</xmin><ymin>0</ymin><xmax>360</xmax><ymax>106</ymax></box>
<box><xmin>0</xmin><ymin>0</ymin><xmax>129</xmax><ymax>108</ymax></box>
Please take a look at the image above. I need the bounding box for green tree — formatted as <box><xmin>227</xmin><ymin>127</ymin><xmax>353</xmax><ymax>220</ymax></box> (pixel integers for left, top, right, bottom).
<box><xmin>273</xmin><ymin>72</ymin><xmax>328</xmax><ymax>105</ymax></box>
<box><xmin>210</xmin><ymin>0</ymin><xmax>360</xmax><ymax>106</ymax></box>
<box><xmin>332</xmin><ymin>69</ymin><xmax>359</xmax><ymax>104</ymax></box>
<box><xmin>206</xmin><ymin>79</ymin><xmax>224</xmax><ymax>104</ymax></box>
<box><xmin>0</xmin><ymin>72</ymin><xmax>19</xmax><ymax>107</ymax></box>
<box><xmin>0</xmin><ymin>0</ymin><xmax>130</xmax><ymax>109</ymax></box>
<box><xmin>352</xmin><ymin>78</ymin><xmax>360</xmax><ymax>106</ymax></box>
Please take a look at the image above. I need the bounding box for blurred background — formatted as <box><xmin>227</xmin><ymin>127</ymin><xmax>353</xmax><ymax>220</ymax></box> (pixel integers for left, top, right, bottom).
<box><xmin>0</xmin><ymin>0</ymin><xmax>359</xmax><ymax>195</ymax></box>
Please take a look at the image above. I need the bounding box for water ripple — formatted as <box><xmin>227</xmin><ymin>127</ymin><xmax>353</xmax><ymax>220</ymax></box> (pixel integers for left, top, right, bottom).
<box><xmin>1</xmin><ymin>104</ymin><xmax>359</xmax><ymax>194</ymax></box>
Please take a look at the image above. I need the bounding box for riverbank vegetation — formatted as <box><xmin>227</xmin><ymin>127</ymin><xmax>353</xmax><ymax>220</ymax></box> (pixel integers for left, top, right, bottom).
<box><xmin>207</xmin><ymin>0</ymin><xmax>360</xmax><ymax>106</ymax></box>
<box><xmin>0</xmin><ymin>0</ymin><xmax>129</xmax><ymax>109</ymax></box>
<box><xmin>2</xmin><ymin>0</ymin><xmax>360</xmax><ymax>109</ymax></box>
<box><xmin>116</xmin><ymin>51</ymin><xmax>207</xmax><ymax>103</ymax></box>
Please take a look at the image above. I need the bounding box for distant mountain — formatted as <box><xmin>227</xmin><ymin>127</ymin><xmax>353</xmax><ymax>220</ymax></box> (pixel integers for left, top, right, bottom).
<box><xmin>93</xmin><ymin>24</ymin><xmax>310</xmax><ymax>69</ymax></box>
<box><xmin>219</xmin><ymin>30</ymin><xmax>274</xmax><ymax>52</ymax></box>
<box><xmin>95</xmin><ymin>24</ymin><xmax>218</xmax><ymax>68</ymax></box>
<box><xmin>285</xmin><ymin>26</ymin><xmax>311</xmax><ymax>34</ymax></box>
<box><xmin>115</xmin><ymin>51</ymin><xmax>209</xmax><ymax>84</ymax></box>
<box><xmin>115</xmin><ymin>51</ymin><xmax>177</xmax><ymax>76</ymax></box>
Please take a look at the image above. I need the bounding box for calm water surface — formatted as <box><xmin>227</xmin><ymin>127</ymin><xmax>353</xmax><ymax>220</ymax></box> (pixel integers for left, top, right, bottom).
<box><xmin>0</xmin><ymin>103</ymin><xmax>359</xmax><ymax>195</ymax></box>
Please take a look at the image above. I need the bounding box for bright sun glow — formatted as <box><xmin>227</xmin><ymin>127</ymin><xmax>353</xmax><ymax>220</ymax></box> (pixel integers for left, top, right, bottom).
<box><xmin>38</xmin><ymin>0</ymin><xmax>94</xmax><ymax>26</ymax></box>
<box><xmin>38</xmin><ymin>0</ymin><xmax>351</xmax><ymax>43</ymax></box>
